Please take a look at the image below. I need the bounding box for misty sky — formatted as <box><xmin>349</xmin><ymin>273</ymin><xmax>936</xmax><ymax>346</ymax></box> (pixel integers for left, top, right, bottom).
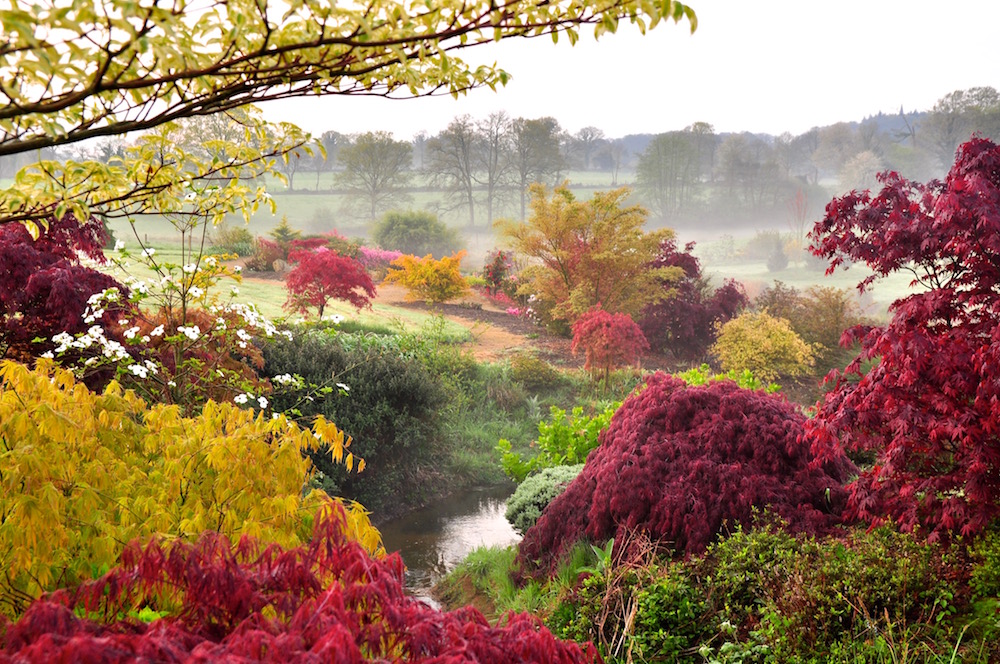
<box><xmin>260</xmin><ymin>0</ymin><xmax>1000</xmax><ymax>140</ymax></box>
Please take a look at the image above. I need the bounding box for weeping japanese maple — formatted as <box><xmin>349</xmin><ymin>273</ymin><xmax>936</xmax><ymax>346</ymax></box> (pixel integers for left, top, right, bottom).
<box><xmin>807</xmin><ymin>137</ymin><xmax>1000</xmax><ymax>539</ymax></box>
<box><xmin>518</xmin><ymin>373</ymin><xmax>854</xmax><ymax>573</ymax></box>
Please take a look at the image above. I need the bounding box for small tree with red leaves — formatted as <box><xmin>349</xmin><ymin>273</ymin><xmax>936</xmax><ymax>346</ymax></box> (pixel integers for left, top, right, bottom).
<box><xmin>807</xmin><ymin>137</ymin><xmax>1000</xmax><ymax>540</ymax></box>
<box><xmin>284</xmin><ymin>248</ymin><xmax>376</xmax><ymax>318</ymax></box>
<box><xmin>571</xmin><ymin>305</ymin><xmax>649</xmax><ymax>387</ymax></box>
<box><xmin>518</xmin><ymin>373</ymin><xmax>855</xmax><ymax>574</ymax></box>
<box><xmin>0</xmin><ymin>502</ymin><xmax>599</xmax><ymax>663</ymax></box>
<box><xmin>0</xmin><ymin>214</ymin><xmax>129</xmax><ymax>364</ymax></box>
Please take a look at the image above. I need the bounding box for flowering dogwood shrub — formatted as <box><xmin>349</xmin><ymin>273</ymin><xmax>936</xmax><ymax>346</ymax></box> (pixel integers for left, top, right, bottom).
<box><xmin>518</xmin><ymin>373</ymin><xmax>855</xmax><ymax>573</ymax></box>
<box><xmin>0</xmin><ymin>503</ymin><xmax>598</xmax><ymax>663</ymax></box>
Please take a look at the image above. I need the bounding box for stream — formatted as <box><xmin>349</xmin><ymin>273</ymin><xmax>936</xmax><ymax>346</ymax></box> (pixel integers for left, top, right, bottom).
<box><xmin>378</xmin><ymin>486</ymin><xmax>521</xmax><ymax>608</ymax></box>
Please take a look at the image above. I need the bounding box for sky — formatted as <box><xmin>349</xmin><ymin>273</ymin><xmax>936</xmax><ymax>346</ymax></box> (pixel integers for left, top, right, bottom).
<box><xmin>260</xmin><ymin>0</ymin><xmax>1000</xmax><ymax>141</ymax></box>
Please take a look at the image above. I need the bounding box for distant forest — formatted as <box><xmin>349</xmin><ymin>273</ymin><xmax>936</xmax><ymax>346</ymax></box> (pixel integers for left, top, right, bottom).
<box><xmin>4</xmin><ymin>86</ymin><xmax>998</xmax><ymax>233</ymax></box>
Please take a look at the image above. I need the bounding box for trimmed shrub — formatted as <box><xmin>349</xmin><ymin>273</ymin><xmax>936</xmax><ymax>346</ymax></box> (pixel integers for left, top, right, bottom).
<box><xmin>372</xmin><ymin>209</ymin><xmax>462</xmax><ymax>257</ymax></box>
<box><xmin>518</xmin><ymin>373</ymin><xmax>855</xmax><ymax>572</ymax></box>
<box><xmin>711</xmin><ymin>310</ymin><xmax>814</xmax><ymax>382</ymax></box>
<box><xmin>505</xmin><ymin>464</ymin><xmax>584</xmax><ymax>536</ymax></box>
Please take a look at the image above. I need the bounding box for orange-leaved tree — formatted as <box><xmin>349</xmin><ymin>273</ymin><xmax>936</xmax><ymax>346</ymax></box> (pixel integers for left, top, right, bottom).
<box><xmin>497</xmin><ymin>183</ymin><xmax>679</xmax><ymax>333</ymax></box>
<box><xmin>384</xmin><ymin>251</ymin><xmax>469</xmax><ymax>303</ymax></box>
<box><xmin>0</xmin><ymin>359</ymin><xmax>379</xmax><ymax>619</ymax></box>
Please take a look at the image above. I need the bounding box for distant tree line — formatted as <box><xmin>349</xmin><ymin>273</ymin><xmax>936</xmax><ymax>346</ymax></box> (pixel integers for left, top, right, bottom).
<box><xmin>8</xmin><ymin>86</ymin><xmax>996</xmax><ymax>229</ymax></box>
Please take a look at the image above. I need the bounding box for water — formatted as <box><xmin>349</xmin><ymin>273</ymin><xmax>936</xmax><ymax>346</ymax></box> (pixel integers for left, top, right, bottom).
<box><xmin>378</xmin><ymin>486</ymin><xmax>521</xmax><ymax>608</ymax></box>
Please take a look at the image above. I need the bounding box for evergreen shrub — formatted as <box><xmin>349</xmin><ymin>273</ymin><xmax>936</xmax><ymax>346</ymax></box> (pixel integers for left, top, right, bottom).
<box><xmin>505</xmin><ymin>464</ymin><xmax>584</xmax><ymax>536</ymax></box>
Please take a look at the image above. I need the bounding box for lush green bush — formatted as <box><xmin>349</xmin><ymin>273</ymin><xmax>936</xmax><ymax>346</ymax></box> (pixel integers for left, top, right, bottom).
<box><xmin>263</xmin><ymin>330</ymin><xmax>447</xmax><ymax>513</ymax></box>
<box><xmin>509</xmin><ymin>353</ymin><xmax>565</xmax><ymax>392</ymax></box>
<box><xmin>372</xmin><ymin>209</ymin><xmax>462</xmax><ymax>257</ymax></box>
<box><xmin>209</xmin><ymin>222</ymin><xmax>255</xmax><ymax>256</ymax></box>
<box><xmin>505</xmin><ymin>464</ymin><xmax>584</xmax><ymax>536</ymax></box>
<box><xmin>497</xmin><ymin>402</ymin><xmax>618</xmax><ymax>483</ymax></box>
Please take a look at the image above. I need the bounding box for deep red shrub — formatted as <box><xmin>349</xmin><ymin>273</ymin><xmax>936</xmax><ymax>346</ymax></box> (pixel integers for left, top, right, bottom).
<box><xmin>0</xmin><ymin>214</ymin><xmax>129</xmax><ymax>362</ymax></box>
<box><xmin>807</xmin><ymin>137</ymin><xmax>1000</xmax><ymax>540</ymax></box>
<box><xmin>640</xmin><ymin>239</ymin><xmax>748</xmax><ymax>362</ymax></box>
<box><xmin>1</xmin><ymin>502</ymin><xmax>599</xmax><ymax>663</ymax></box>
<box><xmin>518</xmin><ymin>373</ymin><xmax>855</xmax><ymax>573</ymax></box>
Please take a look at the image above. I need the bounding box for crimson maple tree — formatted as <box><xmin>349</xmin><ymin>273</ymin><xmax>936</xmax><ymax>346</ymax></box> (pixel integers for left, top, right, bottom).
<box><xmin>807</xmin><ymin>137</ymin><xmax>1000</xmax><ymax>539</ymax></box>
<box><xmin>0</xmin><ymin>214</ymin><xmax>128</xmax><ymax>362</ymax></box>
<box><xmin>571</xmin><ymin>305</ymin><xmax>649</xmax><ymax>386</ymax></box>
<box><xmin>640</xmin><ymin>239</ymin><xmax>748</xmax><ymax>362</ymax></box>
<box><xmin>284</xmin><ymin>248</ymin><xmax>376</xmax><ymax>318</ymax></box>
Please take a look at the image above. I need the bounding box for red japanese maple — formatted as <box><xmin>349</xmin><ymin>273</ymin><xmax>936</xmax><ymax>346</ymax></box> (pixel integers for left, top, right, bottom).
<box><xmin>571</xmin><ymin>305</ymin><xmax>649</xmax><ymax>386</ymax></box>
<box><xmin>0</xmin><ymin>215</ymin><xmax>128</xmax><ymax>361</ymax></box>
<box><xmin>640</xmin><ymin>239</ymin><xmax>748</xmax><ymax>362</ymax></box>
<box><xmin>518</xmin><ymin>374</ymin><xmax>854</xmax><ymax>573</ymax></box>
<box><xmin>807</xmin><ymin>137</ymin><xmax>1000</xmax><ymax>539</ymax></box>
<box><xmin>284</xmin><ymin>248</ymin><xmax>376</xmax><ymax>318</ymax></box>
<box><xmin>0</xmin><ymin>502</ymin><xmax>599</xmax><ymax>663</ymax></box>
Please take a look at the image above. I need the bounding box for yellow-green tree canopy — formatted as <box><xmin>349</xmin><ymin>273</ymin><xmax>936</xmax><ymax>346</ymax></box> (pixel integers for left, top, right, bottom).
<box><xmin>498</xmin><ymin>183</ymin><xmax>679</xmax><ymax>327</ymax></box>
<box><xmin>711</xmin><ymin>310</ymin><xmax>815</xmax><ymax>382</ymax></box>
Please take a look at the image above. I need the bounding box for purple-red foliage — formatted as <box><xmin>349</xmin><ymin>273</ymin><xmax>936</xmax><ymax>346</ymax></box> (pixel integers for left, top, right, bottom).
<box><xmin>806</xmin><ymin>137</ymin><xmax>1000</xmax><ymax>540</ymax></box>
<box><xmin>518</xmin><ymin>373</ymin><xmax>854</xmax><ymax>573</ymax></box>
<box><xmin>284</xmin><ymin>248</ymin><xmax>376</xmax><ymax>318</ymax></box>
<box><xmin>571</xmin><ymin>306</ymin><xmax>649</xmax><ymax>382</ymax></box>
<box><xmin>0</xmin><ymin>215</ymin><xmax>129</xmax><ymax>360</ymax></box>
<box><xmin>1</xmin><ymin>503</ymin><xmax>599</xmax><ymax>663</ymax></box>
<box><xmin>640</xmin><ymin>239</ymin><xmax>748</xmax><ymax>362</ymax></box>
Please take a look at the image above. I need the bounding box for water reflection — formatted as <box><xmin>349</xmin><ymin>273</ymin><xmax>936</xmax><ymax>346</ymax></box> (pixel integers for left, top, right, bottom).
<box><xmin>378</xmin><ymin>486</ymin><xmax>521</xmax><ymax>607</ymax></box>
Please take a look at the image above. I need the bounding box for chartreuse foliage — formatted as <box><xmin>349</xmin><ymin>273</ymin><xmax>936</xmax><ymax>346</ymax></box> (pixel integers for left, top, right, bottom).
<box><xmin>0</xmin><ymin>359</ymin><xmax>379</xmax><ymax>619</ymax></box>
<box><xmin>385</xmin><ymin>251</ymin><xmax>470</xmax><ymax>303</ymax></box>
<box><xmin>0</xmin><ymin>504</ymin><xmax>598</xmax><ymax>663</ymax></box>
<box><xmin>518</xmin><ymin>373</ymin><xmax>855</xmax><ymax>573</ymax></box>
<box><xmin>711</xmin><ymin>310</ymin><xmax>814</xmax><ymax>382</ymax></box>
<box><xmin>497</xmin><ymin>402</ymin><xmax>619</xmax><ymax>482</ymax></box>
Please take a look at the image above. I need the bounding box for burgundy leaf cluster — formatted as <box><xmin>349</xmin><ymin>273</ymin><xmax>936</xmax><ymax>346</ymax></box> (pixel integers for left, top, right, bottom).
<box><xmin>284</xmin><ymin>248</ymin><xmax>376</xmax><ymax>318</ymax></box>
<box><xmin>640</xmin><ymin>239</ymin><xmax>748</xmax><ymax>362</ymax></box>
<box><xmin>0</xmin><ymin>215</ymin><xmax>129</xmax><ymax>360</ymax></box>
<box><xmin>807</xmin><ymin>137</ymin><xmax>1000</xmax><ymax>540</ymax></box>
<box><xmin>1</xmin><ymin>502</ymin><xmax>598</xmax><ymax>663</ymax></box>
<box><xmin>518</xmin><ymin>374</ymin><xmax>854</xmax><ymax>573</ymax></box>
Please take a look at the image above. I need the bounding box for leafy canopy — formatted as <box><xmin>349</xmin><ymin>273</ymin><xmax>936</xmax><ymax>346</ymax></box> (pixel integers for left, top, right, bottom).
<box><xmin>0</xmin><ymin>359</ymin><xmax>373</xmax><ymax>617</ymax></box>
<box><xmin>711</xmin><ymin>310</ymin><xmax>814</xmax><ymax>382</ymax></box>
<box><xmin>284</xmin><ymin>248</ymin><xmax>377</xmax><ymax>318</ymax></box>
<box><xmin>497</xmin><ymin>183</ymin><xmax>678</xmax><ymax>328</ymax></box>
<box><xmin>807</xmin><ymin>137</ymin><xmax>1000</xmax><ymax>539</ymax></box>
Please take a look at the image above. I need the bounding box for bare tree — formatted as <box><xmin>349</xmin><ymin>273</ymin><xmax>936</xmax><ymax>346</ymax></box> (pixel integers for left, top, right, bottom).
<box><xmin>336</xmin><ymin>131</ymin><xmax>413</xmax><ymax>220</ymax></box>
<box><xmin>426</xmin><ymin>116</ymin><xmax>479</xmax><ymax>226</ymax></box>
<box><xmin>510</xmin><ymin>117</ymin><xmax>564</xmax><ymax>219</ymax></box>
<box><xmin>474</xmin><ymin>112</ymin><xmax>514</xmax><ymax>225</ymax></box>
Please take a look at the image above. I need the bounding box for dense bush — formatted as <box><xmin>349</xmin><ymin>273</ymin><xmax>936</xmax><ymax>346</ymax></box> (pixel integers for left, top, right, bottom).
<box><xmin>385</xmin><ymin>251</ymin><xmax>470</xmax><ymax>303</ymax></box>
<box><xmin>640</xmin><ymin>239</ymin><xmax>748</xmax><ymax>363</ymax></box>
<box><xmin>0</xmin><ymin>359</ymin><xmax>375</xmax><ymax>618</ymax></box>
<box><xmin>711</xmin><ymin>310</ymin><xmax>814</xmax><ymax>382</ymax></box>
<box><xmin>371</xmin><ymin>209</ymin><xmax>462</xmax><ymax>257</ymax></box>
<box><xmin>0</xmin><ymin>503</ymin><xmax>598</xmax><ymax>663</ymax></box>
<box><xmin>509</xmin><ymin>352</ymin><xmax>564</xmax><ymax>392</ymax></box>
<box><xmin>518</xmin><ymin>373</ymin><xmax>855</xmax><ymax>572</ymax></box>
<box><xmin>263</xmin><ymin>331</ymin><xmax>447</xmax><ymax>513</ymax></box>
<box><xmin>209</xmin><ymin>222</ymin><xmax>255</xmax><ymax>256</ymax></box>
<box><xmin>505</xmin><ymin>464</ymin><xmax>584</xmax><ymax>536</ymax></box>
